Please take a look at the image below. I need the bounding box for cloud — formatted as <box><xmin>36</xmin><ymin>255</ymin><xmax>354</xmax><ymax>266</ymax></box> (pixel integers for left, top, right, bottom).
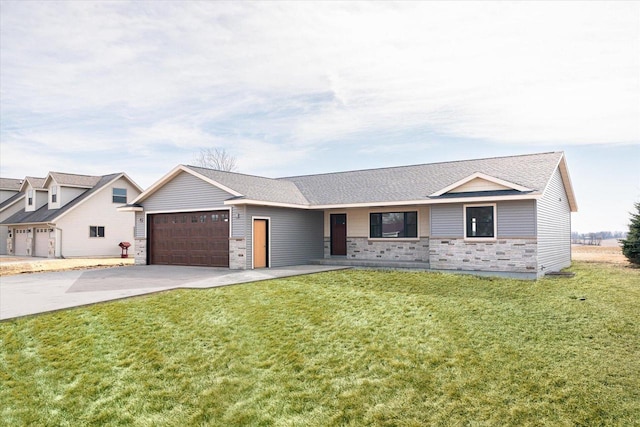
<box><xmin>1</xmin><ymin>1</ymin><xmax>638</xmax><ymax>182</ymax></box>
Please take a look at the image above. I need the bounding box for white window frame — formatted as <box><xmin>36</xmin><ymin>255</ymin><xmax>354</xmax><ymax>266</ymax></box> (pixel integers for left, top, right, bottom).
<box><xmin>463</xmin><ymin>203</ymin><xmax>497</xmax><ymax>241</ymax></box>
<box><xmin>28</xmin><ymin>189</ymin><xmax>33</xmax><ymax>206</ymax></box>
<box><xmin>51</xmin><ymin>185</ymin><xmax>58</xmax><ymax>203</ymax></box>
<box><xmin>112</xmin><ymin>188</ymin><xmax>127</xmax><ymax>203</ymax></box>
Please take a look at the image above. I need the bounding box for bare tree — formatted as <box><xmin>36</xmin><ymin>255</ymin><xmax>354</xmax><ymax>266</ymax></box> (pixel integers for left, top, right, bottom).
<box><xmin>193</xmin><ymin>148</ymin><xmax>238</xmax><ymax>172</ymax></box>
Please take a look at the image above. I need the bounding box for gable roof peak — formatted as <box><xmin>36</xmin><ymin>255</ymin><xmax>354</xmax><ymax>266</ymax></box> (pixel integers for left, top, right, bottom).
<box><xmin>19</xmin><ymin>176</ymin><xmax>47</xmax><ymax>191</ymax></box>
<box><xmin>45</xmin><ymin>171</ymin><xmax>102</xmax><ymax>188</ymax></box>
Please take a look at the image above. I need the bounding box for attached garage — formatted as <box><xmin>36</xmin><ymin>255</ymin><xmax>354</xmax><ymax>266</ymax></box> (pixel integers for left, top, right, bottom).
<box><xmin>149</xmin><ymin>210</ymin><xmax>229</xmax><ymax>267</ymax></box>
<box><xmin>35</xmin><ymin>227</ymin><xmax>50</xmax><ymax>257</ymax></box>
<box><xmin>14</xmin><ymin>228</ymin><xmax>29</xmax><ymax>256</ymax></box>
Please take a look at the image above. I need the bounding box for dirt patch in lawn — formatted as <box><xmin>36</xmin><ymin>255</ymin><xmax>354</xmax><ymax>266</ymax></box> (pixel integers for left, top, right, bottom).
<box><xmin>0</xmin><ymin>257</ymin><xmax>134</xmax><ymax>276</ymax></box>
<box><xmin>572</xmin><ymin>244</ymin><xmax>629</xmax><ymax>265</ymax></box>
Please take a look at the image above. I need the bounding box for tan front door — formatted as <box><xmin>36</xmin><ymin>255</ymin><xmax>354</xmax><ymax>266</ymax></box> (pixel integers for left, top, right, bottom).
<box><xmin>253</xmin><ymin>219</ymin><xmax>268</xmax><ymax>268</ymax></box>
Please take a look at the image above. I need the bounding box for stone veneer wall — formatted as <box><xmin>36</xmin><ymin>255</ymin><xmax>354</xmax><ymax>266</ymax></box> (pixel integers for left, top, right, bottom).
<box><xmin>134</xmin><ymin>238</ymin><xmax>147</xmax><ymax>265</ymax></box>
<box><xmin>325</xmin><ymin>236</ymin><xmax>430</xmax><ymax>262</ymax></box>
<box><xmin>429</xmin><ymin>238</ymin><xmax>537</xmax><ymax>273</ymax></box>
<box><xmin>229</xmin><ymin>238</ymin><xmax>247</xmax><ymax>270</ymax></box>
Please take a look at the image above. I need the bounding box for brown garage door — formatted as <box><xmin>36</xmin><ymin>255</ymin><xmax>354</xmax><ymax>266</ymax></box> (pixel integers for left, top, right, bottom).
<box><xmin>149</xmin><ymin>211</ymin><xmax>229</xmax><ymax>267</ymax></box>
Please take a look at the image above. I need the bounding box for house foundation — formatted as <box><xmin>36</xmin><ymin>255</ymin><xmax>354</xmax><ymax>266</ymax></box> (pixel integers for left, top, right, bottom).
<box><xmin>229</xmin><ymin>238</ymin><xmax>247</xmax><ymax>270</ymax></box>
<box><xmin>429</xmin><ymin>238</ymin><xmax>537</xmax><ymax>273</ymax></box>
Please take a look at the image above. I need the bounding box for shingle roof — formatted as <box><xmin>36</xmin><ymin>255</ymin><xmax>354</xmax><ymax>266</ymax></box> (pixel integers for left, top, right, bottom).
<box><xmin>282</xmin><ymin>152</ymin><xmax>563</xmax><ymax>205</ymax></box>
<box><xmin>23</xmin><ymin>177</ymin><xmax>47</xmax><ymax>190</ymax></box>
<box><xmin>2</xmin><ymin>173</ymin><xmax>122</xmax><ymax>225</ymax></box>
<box><xmin>184</xmin><ymin>166</ymin><xmax>310</xmax><ymax>205</ymax></box>
<box><xmin>140</xmin><ymin>152</ymin><xmax>569</xmax><ymax>209</ymax></box>
<box><xmin>0</xmin><ymin>178</ymin><xmax>23</xmax><ymax>191</ymax></box>
<box><xmin>47</xmin><ymin>172</ymin><xmax>101</xmax><ymax>188</ymax></box>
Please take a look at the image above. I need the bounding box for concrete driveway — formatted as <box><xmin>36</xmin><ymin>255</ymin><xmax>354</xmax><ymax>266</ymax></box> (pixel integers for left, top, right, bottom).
<box><xmin>0</xmin><ymin>265</ymin><xmax>347</xmax><ymax>320</ymax></box>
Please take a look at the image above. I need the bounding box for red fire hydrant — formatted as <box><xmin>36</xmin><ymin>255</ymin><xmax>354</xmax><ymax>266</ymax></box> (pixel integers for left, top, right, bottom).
<box><xmin>119</xmin><ymin>242</ymin><xmax>131</xmax><ymax>258</ymax></box>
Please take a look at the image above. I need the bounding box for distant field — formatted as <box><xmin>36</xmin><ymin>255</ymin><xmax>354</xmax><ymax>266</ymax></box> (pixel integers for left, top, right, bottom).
<box><xmin>572</xmin><ymin>241</ymin><xmax>628</xmax><ymax>264</ymax></box>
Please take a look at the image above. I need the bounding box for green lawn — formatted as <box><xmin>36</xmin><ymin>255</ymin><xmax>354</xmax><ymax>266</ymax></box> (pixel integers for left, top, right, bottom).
<box><xmin>1</xmin><ymin>262</ymin><xmax>639</xmax><ymax>426</ymax></box>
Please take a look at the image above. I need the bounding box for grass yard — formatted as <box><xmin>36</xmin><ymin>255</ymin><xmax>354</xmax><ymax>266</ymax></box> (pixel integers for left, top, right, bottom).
<box><xmin>1</xmin><ymin>262</ymin><xmax>639</xmax><ymax>426</ymax></box>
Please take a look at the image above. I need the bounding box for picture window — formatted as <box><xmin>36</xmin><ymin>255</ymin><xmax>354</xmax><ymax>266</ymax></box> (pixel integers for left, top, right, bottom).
<box><xmin>465</xmin><ymin>205</ymin><xmax>496</xmax><ymax>239</ymax></box>
<box><xmin>370</xmin><ymin>212</ymin><xmax>417</xmax><ymax>238</ymax></box>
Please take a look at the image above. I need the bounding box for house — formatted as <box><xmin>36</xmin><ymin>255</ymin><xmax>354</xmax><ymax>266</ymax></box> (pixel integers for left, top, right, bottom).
<box><xmin>121</xmin><ymin>152</ymin><xmax>577</xmax><ymax>279</ymax></box>
<box><xmin>0</xmin><ymin>178</ymin><xmax>25</xmax><ymax>255</ymax></box>
<box><xmin>2</xmin><ymin>172</ymin><xmax>142</xmax><ymax>258</ymax></box>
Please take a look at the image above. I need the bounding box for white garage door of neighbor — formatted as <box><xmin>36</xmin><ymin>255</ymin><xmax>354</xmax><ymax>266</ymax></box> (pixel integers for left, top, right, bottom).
<box><xmin>0</xmin><ymin>227</ymin><xmax>8</xmax><ymax>255</ymax></box>
<box><xmin>35</xmin><ymin>228</ymin><xmax>50</xmax><ymax>257</ymax></box>
<box><xmin>14</xmin><ymin>229</ymin><xmax>29</xmax><ymax>256</ymax></box>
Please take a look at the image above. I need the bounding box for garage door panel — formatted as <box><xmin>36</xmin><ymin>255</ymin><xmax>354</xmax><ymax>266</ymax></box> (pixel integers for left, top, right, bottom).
<box><xmin>35</xmin><ymin>228</ymin><xmax>50</xmax><ymax>257</ymax></box>
<box><xmin>150</xmin><ymin>211</ymin><xmax>229</xmax><ymax>267</ymax></box>
<box><xmin>14</xmin><ymin>229</ymin><xmax>28</xmax><ymax>256</ymax></box>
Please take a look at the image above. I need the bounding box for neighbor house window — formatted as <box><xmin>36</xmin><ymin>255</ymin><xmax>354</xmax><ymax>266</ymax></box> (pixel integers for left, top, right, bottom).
<box><xmin>28</xmin><ymin>189</ymin><xmax>33</xmax><ymax>206</ymax></box>
<box><xmin>465</xmin><ymin>204</ymin><xmax>496</xmax><ymax>239</ymax></box>
<box><xmin>112</xmin><ymin>188</ymin><xmax>127</xmax><ymax>203</ymax></box>
<box><xmin>370</xmin><ymin>211</ymin><xmax>417</xmax><ymax>238</ymax></box>
<box><xmin>89</xmin><ymin>226</ymin><xmax>105</xmax><ymax>238</ymax></box>
<box><xmin>51</xmin><ymin>186</ymin><xmax>58</xmax><ymax>203</ymax></box>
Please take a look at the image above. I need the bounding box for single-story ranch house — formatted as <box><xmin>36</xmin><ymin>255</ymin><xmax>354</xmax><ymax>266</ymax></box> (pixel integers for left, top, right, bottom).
<box><xmin>121</xmin><ymin>151</ymin><xmax>577</xmax><ymax>279</ymax></box>
<box><xmin>2</xmin><ymin>172</ymin><xmax>142</xmax><ymax>258</ymax></box>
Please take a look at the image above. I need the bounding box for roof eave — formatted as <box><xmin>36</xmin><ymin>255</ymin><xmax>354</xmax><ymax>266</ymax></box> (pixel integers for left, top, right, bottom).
<box><xmin>429</xmin><ymin>172</ymin><xmax>533</xmax><ymax>197</ymax></box>
<box><xmin>546</xmin><ymin>153</ymin><xmax>578</xmax><ymax>212</ymax></box>
<box><xmin>0</xmin><ymin>194</ymin><xmax>25</xmax><ymax>212</ymax></box>
<box><xmin>224</xmin><ymin>199</ymin><xmax>311</xmax><ymax>210</ymax></box>
<box><xmin>308</xmin><ymin>194</ymin><xmax>542</xmax><ymax>210</ymax></box>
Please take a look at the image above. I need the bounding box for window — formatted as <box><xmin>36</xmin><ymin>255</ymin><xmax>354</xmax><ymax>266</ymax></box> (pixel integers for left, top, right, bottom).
<box><xmin>465</xmin><ymin>205</ymin><xmax>496</xmax><ymax>239</ymax></box>
<box><xmin>370</xmin><ymin>211</ymin><xmax>417</xmax><ymax>238</ymax></box>
<box><xmin>89</xmin><ymin>226</ymin><xmax>105</xmax><ymax>238</ymax></box>
<box><xmin>51</xmin><ymin>186</ymin><xmax>58</xmax><ymax>203</ymax></box>
<box><xmin>112</xmin><ymin>188</ymin><xmax>127</xmax><ymax>203</ymax></box>
<box><xmin>28</xmin><ymin>189</ymin><xmax>33</xmax><ymax>206</ymax></box>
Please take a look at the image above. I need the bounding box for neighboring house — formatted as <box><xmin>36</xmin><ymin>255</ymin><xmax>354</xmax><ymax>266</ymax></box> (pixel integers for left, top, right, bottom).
<box><xmin>2</xmin><ymin>172</ymin><xmax>142</xmax><ymax>258</ymax></box>
<box><xmin>122</xmin><ymin>151</ymin><xmax>577</xmax><ymax>279</ymax></box>
<box><xmin>0</xmin><ymin>178</ymin><xmax>25</xmax><ymax>255</ymax></box>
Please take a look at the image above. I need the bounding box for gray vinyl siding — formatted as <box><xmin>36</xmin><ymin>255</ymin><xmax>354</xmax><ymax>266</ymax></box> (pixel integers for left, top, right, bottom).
<box><xmin>431</xmin><ymin>201</ymin><xmax>536</xmax><ymax>238</ymax></box>
<box><xmin>134</xmin><ymin>211</ymin><xmax>145</xmax><ymax>238</ymax></box>
<box><xmin>142</xmin><ymin>171</ymin><xmax>233</xmax><ymax>212</ymax></box>
<box><xmin>245</xmin><ymin>206</ymin><xmax>323</xmax><ymax>268</ymax></box>
<box><xmin>431</xmin><ymin>204</ymin><xmax>464</xmax><ymax>237</ymax></box>
<box><xmin>537</xmin><ymin>167</ymin><xmax>571</xmax><ymax>274</ymax></box>
<box><xmin>231</xmin><ymin>205</ymin><xmax>245</xmax><ymax>238</ymax></box>
<box><xmin>497</xmin><ymin>200</ymin><xmax>536</xmax><ymax>237</ymax></box>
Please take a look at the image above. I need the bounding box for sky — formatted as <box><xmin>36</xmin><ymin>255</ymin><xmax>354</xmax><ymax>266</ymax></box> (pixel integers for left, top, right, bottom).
<box><xmin>0</xmin><ymin>1</ymin><xmax>638</xmax><ymax>233</ymax></box>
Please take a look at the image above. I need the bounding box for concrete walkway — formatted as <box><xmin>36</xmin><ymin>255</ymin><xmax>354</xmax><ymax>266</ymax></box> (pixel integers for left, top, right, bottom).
<box><xmin>0</xmin><ymin>265</ymin><xmax>347</xmax><ymax>320</ymax></box>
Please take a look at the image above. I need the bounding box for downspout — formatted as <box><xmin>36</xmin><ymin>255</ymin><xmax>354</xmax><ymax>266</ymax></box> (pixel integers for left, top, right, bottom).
<box><xmin>47</xmin><ymin>223</ymin><xmax>64</xmax><ymax>259</ymax></box>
